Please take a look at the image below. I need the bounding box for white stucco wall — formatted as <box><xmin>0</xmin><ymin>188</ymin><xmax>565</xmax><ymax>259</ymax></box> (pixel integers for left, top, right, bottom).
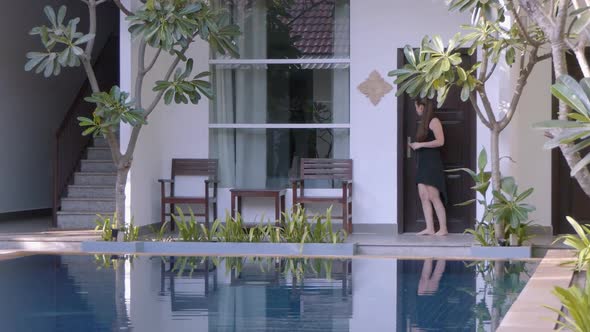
<box><xmin>121</xmin><ymin>0</ymin><xmax>553</xmax><ymax>229</ymax></box>
<box><xmin>0</xmin><ymin>0</ymin><xmax>116</xmax><ymax>214</ymax></box>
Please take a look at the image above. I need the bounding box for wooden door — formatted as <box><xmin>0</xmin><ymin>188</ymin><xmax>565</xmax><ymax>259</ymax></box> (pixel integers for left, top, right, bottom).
<box><xmin>397</xmin><ymin>49</ymin><xmax>476</xmax><ymax>233</ymax></box>
<box><xmin>552</xmin><ymin>49</ymin><xmax>590</xmax><ymax>234</ymax></box>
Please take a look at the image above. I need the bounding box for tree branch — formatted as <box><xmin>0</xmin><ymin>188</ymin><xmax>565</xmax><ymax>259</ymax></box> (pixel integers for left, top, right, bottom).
<box><xmin>135</xmin><ymin>39</ymin><xmax>147</xmax><ymax>109</ymax></box>
<box><xmin>572</xmin><ymin>32</ymin><xmax>590</xmax><ymax>77</ymax></box>
<box><xmin>469</xmin><ymin>93</ymin><xmax>492</xmax><ymax>129</ymax></box>
<box><xmin>85</xmin><ymin>0</ymin><xmax>97</xmax><ymax>58</ymax></box>
<box><xmin>500</xmin><ymin>46</ymin><xmax>541</xmax><ymax>129</ymax></box>
<box><xmin>141</xmin><ymin>47</ymin><xmax>161</xmax><ymax>75</ymax></box>
<box><xmin>483</xmin><ymin>62</ymin><xmax>498</xmax><ymax>83</ymax></box>
<box><xmin>144</xmin><ymin>48</ymin><xmax>189</xmax><ymax>117</ymax></box>
<box><xmin>476</xmin><ymin>85</ymin><xmax>499</xmax><ymax>128</ymax></box>
<box><xmin>478</xmin><ymin>48</ymin><xmax>490</xmax><ymax>82</ymax></box>
<box><xmin>113</xmin><ymin>0</ymin><xmax>133</xmax><ymax>16</ymax></box>
<box><xmin>506</xmin><ymin>0</ymin><xmax>541</xmax><ymax>46</ymax></box>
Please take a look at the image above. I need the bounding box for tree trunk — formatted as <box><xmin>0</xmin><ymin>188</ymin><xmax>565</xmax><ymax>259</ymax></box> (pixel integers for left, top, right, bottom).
<box><xmin>115</xmin><ymin>163</ymin><xmax>131</xmax><ymax>227</ymax></box>
<box><xmin>490</xmin><ymin>129</ymin><xmax>505</xmax><ymax>240</ymax></box>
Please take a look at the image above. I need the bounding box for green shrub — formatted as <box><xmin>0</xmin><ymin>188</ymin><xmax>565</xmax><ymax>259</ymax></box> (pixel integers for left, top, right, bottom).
<box><xmin>172</xmin><ymin>206</ymin><xmax>201</xmax><ymax>242</ymax></box>
<box><xmin>122</xmin><ymin>220</ymin><xmax>139</xmax><ymax>242</ymax></box>
<box><xmin>95</xmin><ymin>214</ymin><xmax>116</xmax><ymax>241</ymax></box>
<box><xmin>546</xmin><ymin>272</ymin><xmax>590</xmax><ymax>332</ymax></box>
<box><xmin>555</xmin><ymin>217</ymin><xmax>590</xmax><ymax>271</ymax></box>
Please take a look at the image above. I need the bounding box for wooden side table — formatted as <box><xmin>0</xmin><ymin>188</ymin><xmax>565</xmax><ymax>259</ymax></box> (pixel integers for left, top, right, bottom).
<box><xmin>230</xmin><ymin>189</ymin><xmax>287</xmax><ymax>223</ymax></box>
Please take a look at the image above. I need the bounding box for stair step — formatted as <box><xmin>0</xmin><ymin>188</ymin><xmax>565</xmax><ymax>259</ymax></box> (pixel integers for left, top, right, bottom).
<box><xmin>61</xmin><ymin>198</ymin><xmax>116</xmax><ymax>212</ymax></box>
<box><xmin>56</xmin><ymin>211</ymin><xmax>114</xmax><ymax>230</ymax></box>
<box><xmin>80</xmin><ymin>160</ymin><xmax>116</xmax><ymax>173</ymax></box>
<box><xmin>74</xmin><ymin>172</ymin><xmax>117</xmax><ymax>186</ymax></box>
<box><xmin>93</xmin><ymin>137</ymin><xmax>108</xmax><ymax>147</ymax></box>
<box><xmin>87</xmin><ymin>147</ymin><xmax>112</xmax><ymax>160</ymax></box>
<box><xmin>67</xmin><ymin>185</ymin><xmax>115</xmax><ymax>198</ymax></box>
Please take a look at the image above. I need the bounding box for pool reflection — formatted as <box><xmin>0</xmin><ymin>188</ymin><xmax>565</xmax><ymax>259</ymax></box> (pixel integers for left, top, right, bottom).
<box><xmin>0</xmin><ymin>255</ymin><xmax>535</xmax><ymax>332</ymax></box>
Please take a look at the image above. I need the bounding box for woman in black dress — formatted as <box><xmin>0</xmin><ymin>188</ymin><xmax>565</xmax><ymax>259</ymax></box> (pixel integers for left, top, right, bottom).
<box><xmin>408</xmin><ymin>98</ymin><xmax>448</xmax><ymax>236</ymax></box>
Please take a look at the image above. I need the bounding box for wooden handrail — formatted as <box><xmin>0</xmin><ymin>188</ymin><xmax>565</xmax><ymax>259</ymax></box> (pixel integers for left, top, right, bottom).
<box><xmin>52</xmin><ymin>34</ymin><xmax>119</xmax><ymax>227</ymax></box>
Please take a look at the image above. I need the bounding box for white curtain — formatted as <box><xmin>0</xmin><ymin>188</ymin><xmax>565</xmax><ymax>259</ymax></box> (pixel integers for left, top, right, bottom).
<box><xmin>214</xmin><ymin>0</ymin><xmax>267</xmax><ymax>188</ymax></box>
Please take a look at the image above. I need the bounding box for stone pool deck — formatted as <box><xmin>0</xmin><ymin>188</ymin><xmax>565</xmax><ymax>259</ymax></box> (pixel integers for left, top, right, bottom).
<box><xmin>497</xmin><ymin>250</ymin><xmax>574</xmax><ymax>332</ymax></box>
<box><xmin>0</xmin><ymin>217</ymin><xmax>566</xmax><ymax>258</ymax></box>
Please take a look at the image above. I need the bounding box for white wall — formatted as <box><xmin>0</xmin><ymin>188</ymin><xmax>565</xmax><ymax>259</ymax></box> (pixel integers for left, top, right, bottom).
<box><xmin>123</xmin><ymin>0</ymin><xmax>553</xmax><ymax>229</ymax></box>
<box><xmin>123</xmin><ymin>0</ymin><xmax>476</xmax><ymax>227</ymax></box>
<box><xmin>350</xmin><ymin>0</ymin><xmax>471</xmax><ymax>225</ymax></box>
<box><xmin>499</xmin><ymin>59</ymin><xmax>553</xmax><ymax>227</ymax></box>
<box><xmin>0</xmin><ymin>0</ymin><xmax>116</xmax><ymax>213</ymax></box>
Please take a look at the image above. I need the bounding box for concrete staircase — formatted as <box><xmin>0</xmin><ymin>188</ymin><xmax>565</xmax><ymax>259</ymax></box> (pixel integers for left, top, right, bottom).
<box><xmin>56</xmin><ymin>137</ymin><xmax>117</xmax><ymax>229</ymax></box>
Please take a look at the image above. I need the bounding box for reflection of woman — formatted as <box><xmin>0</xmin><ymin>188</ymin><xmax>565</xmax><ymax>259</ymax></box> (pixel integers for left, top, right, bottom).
<box><xmin>418</xmin><ymin>259</ymin><xmax>446</xmax><ymax>296</ymax></box>
<box><xmin>408</xmin><ymin>98</ymin><xmax>448</xmax><ymax>236</ymax></box>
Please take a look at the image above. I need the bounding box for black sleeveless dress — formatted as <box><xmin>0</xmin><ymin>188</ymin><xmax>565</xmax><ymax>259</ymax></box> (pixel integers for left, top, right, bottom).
<box><xmin>415</xmin><ymin>127</ymin><xmax>447</xmax><ymax>205</ymax></box>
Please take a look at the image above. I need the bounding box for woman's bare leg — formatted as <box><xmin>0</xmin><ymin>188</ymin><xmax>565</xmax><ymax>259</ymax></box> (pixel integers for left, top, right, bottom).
<box><xmin>426</xmin><ymin>186</ymin><xmax>448</xmax><ymax>236</ymax></box>
<box><xmin>417</xmin><ymin>184</ymin><xmax>435</xmax><ymax>235</ymax></box>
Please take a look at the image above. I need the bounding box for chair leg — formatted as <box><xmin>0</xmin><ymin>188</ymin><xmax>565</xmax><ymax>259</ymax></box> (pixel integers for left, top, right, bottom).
<box><xmin>205</xmin><ymin>202</ymin><xmax>210</xmax><ymax>229</ymax></box>
<box><xmin>349</xmin><ymin>202</ymin><xmax>353</xmax><ymax>233</ymax></box>
<box><xmin>342</xmin><ymin>202</ymin><xmax>349</xmax><ymax>234</ymax></box>
<box><xmin>213</xmin><ymin>202</ymin><xmax>218</xmax><ymax>222</ymax></box>
<box><xmin>161</xmin><ymin>201</ymin><xmax>165</xmax><ymax>227</ymax></box>
<box><xmin>170</xmin><ymin>204</ymin><xmax>175</xmax><ymax>231</ymax></box>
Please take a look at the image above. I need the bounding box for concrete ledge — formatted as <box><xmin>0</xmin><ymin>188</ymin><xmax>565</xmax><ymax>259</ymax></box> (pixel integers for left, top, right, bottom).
<box><xmin>81</xmin><ymin>241</ymin><xmax>144</xmax><ymax>254</ymax></box>
<box><xmin>497</xmin><ymin>250</ymin><xmax>574</xmax><ymax>331</ymax></box>
<box><xmin>471</xmin><ymin>245</ymin><xmax>532</xmax><ymax>259</ymax></box>
<box><xmin>80</xmin><ymin>241</ymin><xmax>358</xmax><ymax>257</ymax></box>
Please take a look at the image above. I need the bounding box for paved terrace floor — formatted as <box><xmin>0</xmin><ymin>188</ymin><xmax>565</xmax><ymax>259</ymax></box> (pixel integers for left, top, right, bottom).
<box><xmin>0</xmin><ymin>217</ymin><xmax>566</xmax><ymax>257</ymax></box>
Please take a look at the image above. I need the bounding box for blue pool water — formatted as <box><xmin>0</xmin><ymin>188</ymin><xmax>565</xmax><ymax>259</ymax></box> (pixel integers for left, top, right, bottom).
<box><xmin>0</xmin><ymin>255</ymin><xmax>536</xmax><ymax>331</ymax></box>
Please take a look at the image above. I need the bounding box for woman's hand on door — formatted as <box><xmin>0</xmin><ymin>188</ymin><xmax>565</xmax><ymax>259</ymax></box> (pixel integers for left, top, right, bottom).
<box><xmin>408</xmin><ymin>142</ymin><xmax>423</xmax><ymax>150</ymax></box>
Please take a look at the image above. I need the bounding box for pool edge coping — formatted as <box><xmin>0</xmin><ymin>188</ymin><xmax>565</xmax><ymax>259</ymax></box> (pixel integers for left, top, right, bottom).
<box><xmin>496</xmin><ymin>249</ymin><xmax>575</xmax><ymax>332</ymax></box>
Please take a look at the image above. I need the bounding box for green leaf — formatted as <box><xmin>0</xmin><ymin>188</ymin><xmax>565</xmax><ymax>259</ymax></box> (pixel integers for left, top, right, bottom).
<box><xmin>571</xmin><ymin>153</ymin><xmax>590</xmax><ymax>176</ymax></box>
<box><xmin>74</xmin><ymin>33</ymin><xmax>95</xmax><ymax>46</ymax></box>
<box><xmin>478</xmin><ymin>148</ymin><xmax>488</xmax><ymax>171</ymax></box>
<box><xmin>44</xmin><ymin>6</ymin><xmax>57</xmax><ymax>27</ymax></box>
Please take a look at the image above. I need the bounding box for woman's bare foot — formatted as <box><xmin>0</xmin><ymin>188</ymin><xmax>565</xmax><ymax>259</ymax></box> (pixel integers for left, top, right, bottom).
<box><xmin>417</xmin><ymin>229</ymin><xmax>435</xmax><ymax>236</ymax></box>
<box><xmin>435</xmin><ymin>230</ymin><xmax>448</xmax><ymax>236</ymax></box>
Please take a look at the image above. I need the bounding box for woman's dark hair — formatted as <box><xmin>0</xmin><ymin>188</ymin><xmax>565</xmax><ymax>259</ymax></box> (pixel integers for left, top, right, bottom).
<box><xmin>415</xmin><ymin>97</ymin><xmax>435</xmax><ymax>142</ymax></box>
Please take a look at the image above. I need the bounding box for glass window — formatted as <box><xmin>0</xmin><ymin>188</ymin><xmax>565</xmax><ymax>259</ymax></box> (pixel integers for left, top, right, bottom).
<box><xmin>212</xmin><ymin>0</ymin><xmax>350</xmax><ymax>59</ymax></box>
<box><xmin>210</xmin><ymin>64</ymin><xmax>350</xmax><ymax>124</ymax></box>
<box><xmin>210</xmin><ymin>0</ymin><xmax>350</xmax><ymax>189</ymax></box>
<box><xmin>210</xmin><ymin>128</ymin><xmax>350</xmax><ymax>188</ymax></box>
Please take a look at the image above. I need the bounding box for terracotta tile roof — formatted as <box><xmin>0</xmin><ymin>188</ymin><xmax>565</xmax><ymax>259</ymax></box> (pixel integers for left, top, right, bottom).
<box><xmin>287</xmin><ymin>0</ymin><xmax>349</xmax><ymax>57</ymax></box>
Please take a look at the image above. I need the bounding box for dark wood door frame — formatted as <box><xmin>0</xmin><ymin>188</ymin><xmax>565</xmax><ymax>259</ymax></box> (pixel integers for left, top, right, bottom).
<box><xmin>396</xmin><ymin>48</ymin><xmax>477</xmax><ymax>234</ymax></box>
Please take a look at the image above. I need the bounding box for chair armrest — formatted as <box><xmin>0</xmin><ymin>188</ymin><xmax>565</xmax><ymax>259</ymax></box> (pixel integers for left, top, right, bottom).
<box><xmin>290</xmin><ymin>178</ymin><xmax>304</xmax><ymax>184</ymax></box>
<box><xmin>341</xmin><ymin>180</ymin><xmax>352</xmax><ymax>184</ymax></box>
<box><xmin>204</xmin><ymin>178</ymin><xmax>219</xmax><ymax>184</ymax></box>
<box><xmin>158</xmin><ymin>179</ymin><xmax>174</xmax><ymax>183</ymax></box>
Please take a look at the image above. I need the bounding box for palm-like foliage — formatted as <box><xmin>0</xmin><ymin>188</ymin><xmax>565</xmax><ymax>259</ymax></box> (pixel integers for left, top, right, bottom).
<box><xmin>546</xmin><ymin>272</ymin><xmax>590</xmax><ymax>332</ymax></box>
<box><xmin>25</xmin><ymin>6</ymin><xmax>94</xmax><ymax>77</ymax></box>
<box><xmin>535</xmin><ymin>76</ymin><xmax>590</xmax><ymax>176</ymax></box>
<box><xmin>556</xmin><ymin>217</ymin><xmax>590</xmax><ymax>271</ymax></box>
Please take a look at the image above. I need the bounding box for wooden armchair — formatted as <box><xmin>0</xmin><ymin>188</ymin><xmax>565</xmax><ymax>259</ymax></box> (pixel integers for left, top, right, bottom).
<box><xmin>159</xmin><ymin>159</ymin><xmax>218</xmax><ymax>230</ymax></box>
<box><xmin>291</xmin><ymin>158</ymin><xmax>353</xmax><ymax>233</ymax></box>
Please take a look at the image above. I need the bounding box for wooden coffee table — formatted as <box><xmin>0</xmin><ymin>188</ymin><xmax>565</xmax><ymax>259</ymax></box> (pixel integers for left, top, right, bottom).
<box><xmin>230</xmin><ymin>189</ymin><xmax>287</xmax><ymax>223</ymax></box>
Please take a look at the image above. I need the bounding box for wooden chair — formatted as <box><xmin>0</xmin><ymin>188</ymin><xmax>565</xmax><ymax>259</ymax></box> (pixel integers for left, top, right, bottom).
<box><xmin>159</xmin><ymin>159</ymin><xmax>218</xmax><ymax>230</ymax></box>
<box><xmin>291</xmin><ymin>158</ymin><xmax>353</xmax><ymax>233</ymax></box>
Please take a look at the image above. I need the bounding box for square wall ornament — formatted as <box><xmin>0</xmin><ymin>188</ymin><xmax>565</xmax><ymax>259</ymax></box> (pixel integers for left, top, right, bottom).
<box><xmin>358</xmin><ymin>70</ymin><xmax>394</xmax><ymax>106</ymax></box>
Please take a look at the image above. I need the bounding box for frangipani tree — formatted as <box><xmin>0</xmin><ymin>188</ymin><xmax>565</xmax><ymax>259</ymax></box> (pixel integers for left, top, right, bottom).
<box><xmin>25</xmin><ymin>0</ymin><xmax>240</xmax><ymax>225</ymax></box>
<box><xmin>517</xmin><ymin>0</ymin><xmax>590</xmax><ymax>196</ymax></box>
<box><xmin>390</xmin><ymin>0</ymin><xmax>550</xmax><ymax>238</ymax></box>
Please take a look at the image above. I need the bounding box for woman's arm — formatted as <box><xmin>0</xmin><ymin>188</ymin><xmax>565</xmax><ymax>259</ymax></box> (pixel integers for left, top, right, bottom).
<box><xmin>410</xmin><ymin>118</ymin><xmax>445</xmax><ymax>150</ymax></box>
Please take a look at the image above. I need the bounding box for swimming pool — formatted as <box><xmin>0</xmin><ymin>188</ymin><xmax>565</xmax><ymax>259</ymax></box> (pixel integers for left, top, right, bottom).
<box><xmin>0</xmin><ymin>255</ymin><xmax>536</xmax><ymax>331</ymax></box>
